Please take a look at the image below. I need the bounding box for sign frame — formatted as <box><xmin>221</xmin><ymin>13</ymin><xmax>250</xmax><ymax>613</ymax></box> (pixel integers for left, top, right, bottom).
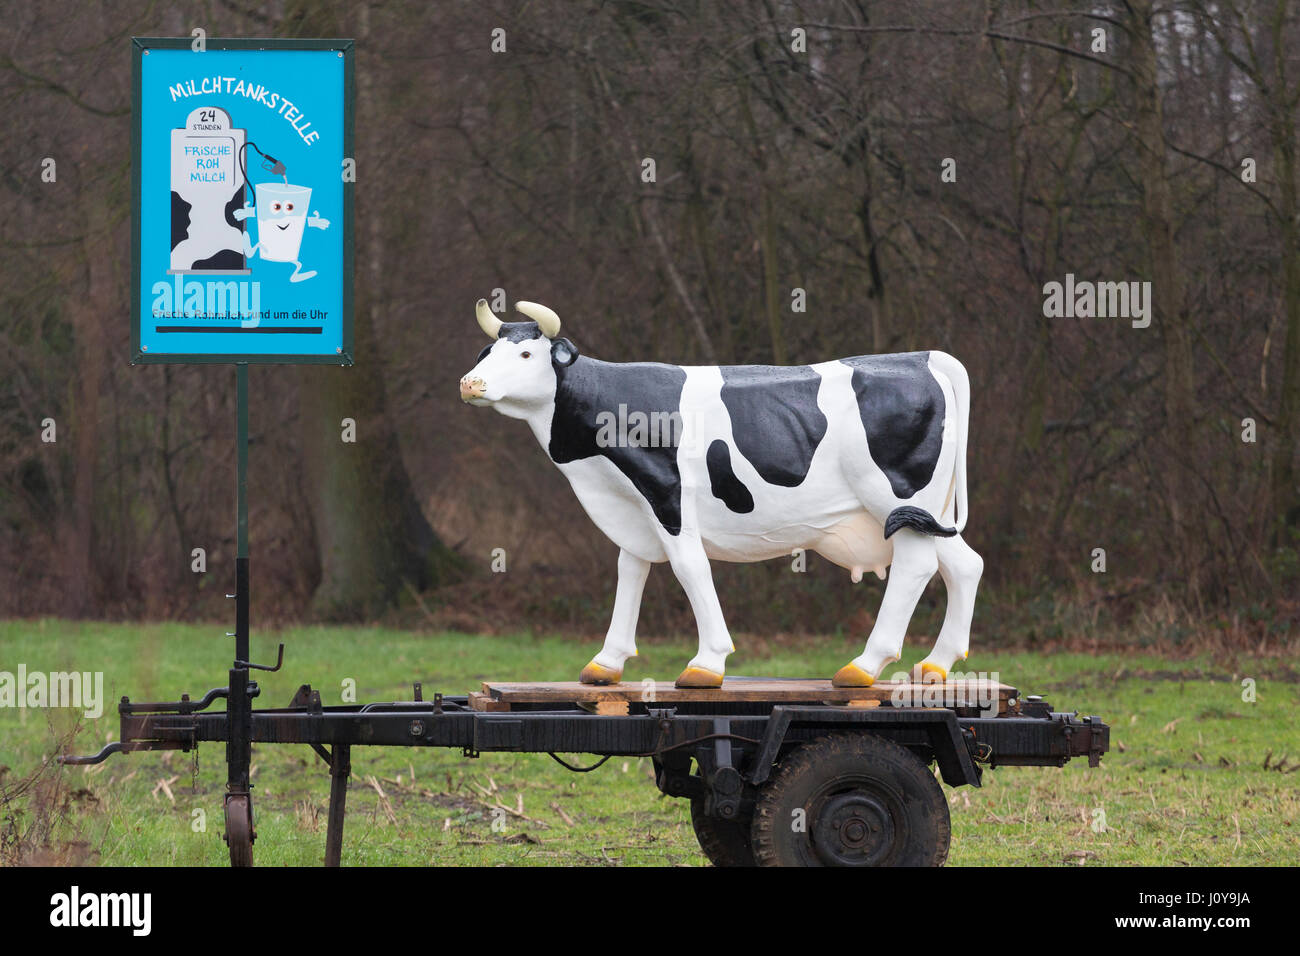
<box><xmin>131</xmin><ymin>36</ymin><xmax>355</xmax><ymax>365</ymax></box>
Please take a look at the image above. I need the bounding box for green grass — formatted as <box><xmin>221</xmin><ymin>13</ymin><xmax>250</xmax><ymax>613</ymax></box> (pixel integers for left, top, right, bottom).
<box><xmin>1</xmin><ymin>620</ymin><xmax>1296</xmax><ymax>866</ymax></box>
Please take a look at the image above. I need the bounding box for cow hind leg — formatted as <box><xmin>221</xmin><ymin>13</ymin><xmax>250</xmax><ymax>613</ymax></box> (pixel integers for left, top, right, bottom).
<box><xmin>662</xmin><ymin>534</ymin><xmax>734</xmax><ymax>688</ymax></box>
<box><xmin>833</xmin><ymin>528</ymin><xmax>938</xmax><ymax>686</ymax></box>
<box><xmin>914</xmin><ymin>534</ymin><xmax>983</xmax><ymax>681</ymax></box>
<box><xmin>580</xmin><ymin>549</ymin><xmax>651</xmax><ymax>685</ymax></box>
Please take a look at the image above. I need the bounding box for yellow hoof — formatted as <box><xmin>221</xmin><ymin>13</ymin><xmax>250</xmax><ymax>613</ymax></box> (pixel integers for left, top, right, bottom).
<box><xmin>579</xmin><ymin>661</ymin><xmax>622</xmax><ymax>685</ymax></box>
<box><xmin>832</xmin><ymin>662</ymin><xmax>875</xmax><ymax>688</ymax></box>
<box><xmin>675</xmin><ymin>666</ymin><xmax>724</xmax><ymax>689</ymax></box>
<box><xmin>913</xmin><ymin>661</ymin><xmax>947</xmax><ymax>683</ymax></box>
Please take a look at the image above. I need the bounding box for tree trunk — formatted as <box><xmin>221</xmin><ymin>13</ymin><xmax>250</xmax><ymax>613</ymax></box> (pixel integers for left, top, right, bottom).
<box><xmin>1130</xmin><ymin>0</ymin><xmax>1200</xmax><ymax>599</ymax></box>
<box><xmin>759</xmin><ymin>180</ymin><xmax>786</xmax><ymax>364</ymax></box>
<box><xmin>61</xmin><ymin>198</ymin><xmax>111</xmax><ymax>615</ymax></box>
<box><xmin>297</xmin><ymin>0</ymin><xmax>455</xmax><ymax>620</ymax></box>
<box><xmin>855</xmin><ymin>166</ymin><xmax>889</xmax><ymax>355</ymax></box>
<box><xmin>298</xmin><ymin>306</ymin><xmax>446</xmax><ymax>621</ymax></box>
<box><xmin>1266</xmin><ymin>2</ymin><xmax>1300</xmax><ymax>538</ymax></box>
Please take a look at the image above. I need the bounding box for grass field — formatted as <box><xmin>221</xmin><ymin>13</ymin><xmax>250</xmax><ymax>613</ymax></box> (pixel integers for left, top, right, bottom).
<box><xmin>1</xmin><ymin>620</ymin><xmax>1296</xmax><ymax>866</ymax></box>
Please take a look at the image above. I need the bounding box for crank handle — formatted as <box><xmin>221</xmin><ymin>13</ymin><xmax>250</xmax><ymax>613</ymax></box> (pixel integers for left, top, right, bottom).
<box><xmin>235</xmin><ymin>643</ymin><xmax>285</xmax><ymax>673</ymax></box>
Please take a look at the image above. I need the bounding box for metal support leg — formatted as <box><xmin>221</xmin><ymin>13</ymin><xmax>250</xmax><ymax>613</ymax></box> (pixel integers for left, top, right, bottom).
<box><xmin>325</xmin><ymin>745</ymin><xmax>351</xmax><ymax>867</ymax></box>
<box><xmin>225</xmin><ymin>363</ymin><xmax>254</xmax><ymax>867</ymax></box>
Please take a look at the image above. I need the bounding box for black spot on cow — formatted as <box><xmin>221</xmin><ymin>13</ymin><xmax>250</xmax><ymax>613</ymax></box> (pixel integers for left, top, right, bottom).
<box><xmin>718</xmin><ymin>365</ymin><xmax>827</xmax><ymax>487</ymax></box>
<box><xmin>170</xmin><ymin>191</ymin><xmax>192</xmax><ymax>252</ymax></box>
<box><xmin>706</xmin><ymin>440</ymin><xmax>754</xmax><ymax>514</ymax></box>
<box><xmin>497</xmin><ymin>321</ymin><xmax>542</xmax><ymax>343</ymax></box>
<box><xmin>224</xmin><ymin>185</ymin><xmax>246</xmax><ymax>230</ymax></box>
<box><xmin>169</xmin><ymin>186</ymin><xmax>246</xmax><ymax>265</ymax></box>
<box><xmin>476</xmin><ymin>323</ymin><xmax>577</xmax><ymax>366</ymax></box>
<box><xmin>192</xmin><ymin>249</ymin><xmax>246</xmax><ymax>271</ymax></box>
<box><xmin>840</xmin><ymin>352</ymin><xmax>945</xmax><ymax>499</ymax></box>
<box><xmin>549</xmin><ymin>356</ymin><xmax>687</xmax><ymax>535</ymax></box>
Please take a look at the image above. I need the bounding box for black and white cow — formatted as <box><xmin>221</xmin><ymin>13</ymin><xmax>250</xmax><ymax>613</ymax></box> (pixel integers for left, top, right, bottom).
<box><xmin>460</xmin><ymin>300</ymin><xmax>982</xmax><ymax>689</ymax></box>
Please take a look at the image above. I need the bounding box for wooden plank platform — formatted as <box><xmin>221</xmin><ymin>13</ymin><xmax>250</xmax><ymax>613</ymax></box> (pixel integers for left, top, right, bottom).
<box><xmin>470</xmin><ymin>677</ymin><xmax>1018</xmax><ymax>714</ymax></box>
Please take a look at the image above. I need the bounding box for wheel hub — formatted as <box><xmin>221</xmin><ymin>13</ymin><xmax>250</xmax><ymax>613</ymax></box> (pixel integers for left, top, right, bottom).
<box><xmin>812</xmin><ymin>791</ymin><xmax>895</xmax><ymax>865</ymax></box>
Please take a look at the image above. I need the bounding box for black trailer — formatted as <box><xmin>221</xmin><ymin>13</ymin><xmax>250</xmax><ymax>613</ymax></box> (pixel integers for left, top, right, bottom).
<box><xmin>62</xmin><ymin>673</ymin><xmax>1108</xmax><ymax>867</ymax></box>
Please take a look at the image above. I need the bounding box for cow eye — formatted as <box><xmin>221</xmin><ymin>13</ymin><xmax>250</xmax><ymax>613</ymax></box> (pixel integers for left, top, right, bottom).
<box><xmin>521</xmin><ymin>351</ymin><xmax>531</xmax><ymax>359</ymax></box>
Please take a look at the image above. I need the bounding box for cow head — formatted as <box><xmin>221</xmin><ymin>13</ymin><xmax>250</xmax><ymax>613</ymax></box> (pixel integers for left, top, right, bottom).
<box><xmin>460</xmin><ymin>299</ymin><xmax>580</xmax><ymax>420</ymax></box>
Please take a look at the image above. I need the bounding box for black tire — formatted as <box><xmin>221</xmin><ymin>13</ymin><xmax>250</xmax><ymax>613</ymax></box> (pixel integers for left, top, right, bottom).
<box><xmin>224</xmin><ymin>793</ymin><xmax>255</xmax><ymax>867</ymax></box>
<box><xmin>751</xmin><ymin>733</ymin><xmax>950</xmax><ymax>867</ymax></box>
<box><xmin>690</xmin><ymin>797</ymin><xmax>757</xmax><ymax>867</ymax></box>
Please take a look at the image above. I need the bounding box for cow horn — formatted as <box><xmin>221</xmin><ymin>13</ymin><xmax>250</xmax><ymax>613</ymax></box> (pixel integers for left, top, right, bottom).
<box><xmin>515</xmin><ymin>301</ymin><xmax>561</xmax><ymax>338</ymax></box>
<box><xmin>475</xmin><ymin>299</ymin><xmax>502</xmax><ymax>338</ymax></box>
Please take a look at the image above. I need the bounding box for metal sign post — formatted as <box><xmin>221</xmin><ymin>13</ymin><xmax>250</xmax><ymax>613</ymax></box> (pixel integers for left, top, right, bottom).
<box><xmin>131</xmin><ymin>37</ymin><xmax>353</xmax><ymax>865</ymax></box>
<box><xmin>223</xmin><ymin>362</ymin><xmax>254</xmax><ymax>864</ymax></box>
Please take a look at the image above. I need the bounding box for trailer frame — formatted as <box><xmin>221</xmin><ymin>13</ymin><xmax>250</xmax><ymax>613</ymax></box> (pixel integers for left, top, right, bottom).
<box><xmin>62</xmin><ymin>677</ymin><xmax>1109</xmax><ymax>867</ymax></box>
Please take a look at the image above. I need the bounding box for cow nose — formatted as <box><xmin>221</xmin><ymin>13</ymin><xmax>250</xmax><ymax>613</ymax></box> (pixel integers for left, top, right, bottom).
<box><xmin>460</xmin><ymin>375</ymin><xmax>486</xmax><ymax>401</ymax></box>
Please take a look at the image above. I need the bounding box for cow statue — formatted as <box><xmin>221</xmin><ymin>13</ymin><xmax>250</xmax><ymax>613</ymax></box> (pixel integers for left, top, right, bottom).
<box><xmin>460</xmin><ymin>299</ymin><xmax>982</xmax><ymax>689</ymax></box>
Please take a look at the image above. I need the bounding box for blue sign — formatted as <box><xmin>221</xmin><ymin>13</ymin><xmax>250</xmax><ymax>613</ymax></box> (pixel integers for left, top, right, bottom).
<box><xmin>132</xmin><ymin>38</ymin><xmax>353</xmax><ymax>364</ymax></box>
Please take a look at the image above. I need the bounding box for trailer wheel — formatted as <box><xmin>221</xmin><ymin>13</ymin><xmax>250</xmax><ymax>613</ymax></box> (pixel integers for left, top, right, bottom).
<box><xmin>751</xmin><ymin>733</ymin><xmax>950</xmax><ymax>867</ymax></box>
<box><xmin>224</xmin><ymin>793</ymin><xmax>255</xmax><ymax>867</ymax></box>
<box><xmin>690</xmin><ymin>797</ymin><xmax>756</xmax><ymax>867</ymax></box>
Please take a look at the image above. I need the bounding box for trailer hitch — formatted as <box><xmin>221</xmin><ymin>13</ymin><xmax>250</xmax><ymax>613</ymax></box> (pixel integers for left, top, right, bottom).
<box><xmin>57</xmin><ymin>683</ymin><xmax>259</xmax><ymax>766</ymax></box>
<box><xmin>58</xmin><ymin>742</ymin><xmax>127</xmax><ymax>766</ymax></box>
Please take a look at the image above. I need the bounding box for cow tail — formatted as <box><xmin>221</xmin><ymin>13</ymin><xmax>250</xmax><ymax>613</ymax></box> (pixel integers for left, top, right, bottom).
<box><xmin>884</xmin><ymin>506</ymin><xmax>957</xmax><ymax>539</ymax></box>
<box><xmin>929</xmin><ymin>350</ymin><xmax>970</xmax><ymax>534</ymax></box>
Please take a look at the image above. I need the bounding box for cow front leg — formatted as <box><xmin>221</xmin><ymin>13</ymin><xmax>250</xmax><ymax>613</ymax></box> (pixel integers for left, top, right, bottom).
<box><xmin>914</xmin><ymin>534</ymin><xmax>983</xmax><ymax>681</ymax></box>
<box><xmin>663</xmin><ymin>535</ymin><xmax>733</xmax><ymax>688</ymax></box>
<box><xmin>580</xmin><ymin>549</ymin><xmax>651</xmax><ymax>685</ymax></box>
<box><xmin>834</xmin><ymin>529</ymin><xmax>938</xmax><ymax>686</ymax></box>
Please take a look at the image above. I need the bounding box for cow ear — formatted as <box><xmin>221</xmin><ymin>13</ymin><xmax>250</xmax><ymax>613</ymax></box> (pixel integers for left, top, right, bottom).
<box><xmin>475</xmin><ymin>343</ymin><xmax>493</xmax><ymax>364</ymax></box>
<box><xmin>551</xmin><ymin>337</ymin><xmax>579</xmax><ymax>367</ymax></box>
